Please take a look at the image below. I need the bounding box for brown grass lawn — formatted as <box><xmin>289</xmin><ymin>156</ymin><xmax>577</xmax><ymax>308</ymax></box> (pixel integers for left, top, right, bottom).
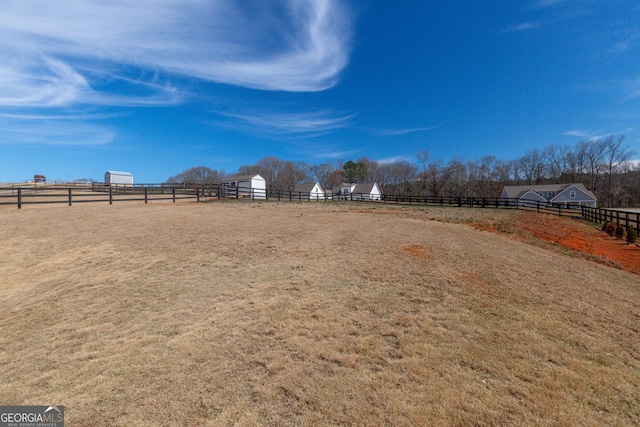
<box><xmin>0</xmin><ymin>201</ymin><xmax>638</xmax><ymax>426</ymax></box>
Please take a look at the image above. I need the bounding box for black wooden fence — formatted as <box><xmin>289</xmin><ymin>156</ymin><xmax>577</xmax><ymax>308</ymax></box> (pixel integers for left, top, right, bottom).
<box><xmin>581</xmin><ymin>206</ymin><xmax>640</xmax><ymax>234</ymax></box>
<box><xmin>0</xmin><ymin>183</ymin><xmax>207</xmax><ymax>208</ymax></box>
<box><xmin>2</xmin><ymin>182</ymin><xmax>637</xmax><ymax>231</ymax></box>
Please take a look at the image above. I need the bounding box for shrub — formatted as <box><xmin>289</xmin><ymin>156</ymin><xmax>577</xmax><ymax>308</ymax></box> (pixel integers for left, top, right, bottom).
<box><xmin>626</xmin><ymin>227</ymin><xmax>638</xmax><ymax>244</ymax></box>
<box><xmin>605</xmin><ymin>221</ymin><xmax>617</xmax><ymax>236</ymax></box>
<box><xmin>602</xmin><ymin>222</ymin><xmax>608</xmax><ymax>232</ymax></box>
<box><xmin>615</xmin><ymin>224</ymin><xmax>626</xmax><ymax>239</ymax></box>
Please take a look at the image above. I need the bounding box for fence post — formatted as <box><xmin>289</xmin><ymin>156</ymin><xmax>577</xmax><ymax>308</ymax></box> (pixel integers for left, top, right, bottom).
<box><xmin>172</xmin><ymin>187</ymin><xmax>176</xmax><ymax>203</ymax></box>
<box><xmin>625</xmin><ymin>211</ymin><xmax>629</xmax><ymax>229</ymax></box>
<box><xmin>68</xmin><ymin>188</ymin><xmax>72</xmax><ymax>206</ymax></box>
<box><xmin>17</xmin><ymin>188</ymin><xmax>22</xmax><ymax>209</ymax></box>
<box><xmin>144</xmin><ymin>187</ymin><xmax>148</xmax><ymax>204</ymax></box>
<box><xmin>109</xmin><ymin>186</ymin><xmax>113</xmax><ymax>205</ymax></box>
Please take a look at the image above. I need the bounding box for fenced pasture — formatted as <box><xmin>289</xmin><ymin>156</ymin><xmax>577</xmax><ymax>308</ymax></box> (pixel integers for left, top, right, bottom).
<box><xmin>0</xmin><ymin>182</ymin><xmax>603</xmax><ymax>219</ymax></box>
<box><xmin>0</xmin><ymin>202</ymin><xmax>638</xmax><ymax>426</ymax></box>
<box><xmin>0</xmin><ymin>183</ymin><xmax>204</xmax><ymax>208</ymax></box>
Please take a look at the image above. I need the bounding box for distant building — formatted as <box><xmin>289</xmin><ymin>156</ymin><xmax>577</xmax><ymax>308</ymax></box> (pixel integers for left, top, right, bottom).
<box><xmin>331</xmin><ymin>182</ymin><xmax>382</xmax><ymax>201</ymax></box>
<box><xmin>500</xmin><ymin>183</ymin><xmax>597</xmax><ymax>208</ymax></box>
<box><xmin>34</xmin><ymin>175</ymin><xmax>46</xmax><ymax>183</ymax></box>
<box><xmin>105</xmin><ymin>170</ymin><xmax>134</xmax><ymax>186</ymax></box>
<box><xmin>293</xmin><ymin>182</ymin><xmax>325</xmax><ymax>200</ymax></box>
<box><xmin>219</xmin><ymin>174</ymin><xmax>266</xmax><ymax>200</ymax></box>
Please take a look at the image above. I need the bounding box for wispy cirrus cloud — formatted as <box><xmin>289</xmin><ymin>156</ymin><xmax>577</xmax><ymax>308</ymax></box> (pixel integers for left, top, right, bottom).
<box><xmin>502</xmin><ymin>22</ymin><xmax>541</xmax><ymax>33</ymax></box>
<box><xmin>0</xmin><ymin>0</ymin><xmax>353</xmax><ymax>103</ymax></box>
<box><xmin>0</xmin><ymin>113</ymin><xmax>116</xmax><ymax>145</ymax></box>
<box><xmin>0</xmin><ymin>0</ymin><xmax>353</xmax><ymax>146</ymax></box>
<box><xmin>563</xmin><ymin>129</ymin><xmax>603</xmax><ymax>140</ymax></box>
<box><xmin>620</xmin><ymin>76</ymin><xmax>640</xmax><ymax>103</ymax></box>
<box><xmin>370</xmin><ymin>126</ymin><xmax>440</xmax><ymax>136</ymax></box>
<box><xmin>377</xmin><ymin>155</ymin><xmax>411</xmax><ymax>164</ymax></box>
<box><xmin>218</xmin><ymin>110</ymin><xmax>356</xmax><ymax>137</ymax></box>
<box><xmin>534</xmin><ymin>0</ymin><xmax>567</xmax><ymax>8</ymax></box>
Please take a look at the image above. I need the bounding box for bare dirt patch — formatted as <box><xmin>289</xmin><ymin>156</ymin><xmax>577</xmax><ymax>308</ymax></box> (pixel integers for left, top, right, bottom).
<box><xmin>513</xmin><ymin>211</ymin><xmax>640</xmax><ymax>274</ymax></box>
<box><xmin>0</xmin><ymin>201</ymin><xmax>639</xmax><ymax>426</ymax></box>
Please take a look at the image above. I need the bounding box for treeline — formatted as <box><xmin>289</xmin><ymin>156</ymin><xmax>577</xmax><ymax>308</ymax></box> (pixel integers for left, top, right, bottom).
<box><xmin>168</xmin><ymin>135</ymin><xmax>639</xmax><ymax>208</ymax></box>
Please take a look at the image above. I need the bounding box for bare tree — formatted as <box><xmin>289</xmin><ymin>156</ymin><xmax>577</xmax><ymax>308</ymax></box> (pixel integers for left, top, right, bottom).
<box><xmin>426</xmin><ymin>159</ymin><xmax>451</xmax><ymax>197</ymax></box>
<box><xmin>602</xmin><ymin>135</ymin><xmax>634</xmax><ymax>207</ymax></box>
<box><xmin>443</xmin><ymin>158</ymin><xmax>467</xmax><ymax>197</ymax></box>
<box><xmin>493</xmin><ymin>159</ymin><xmax>513</xmax><ymax>186</ymax></box>
<box><xmin>584</xmin><ymin>139</ymin><xmax>606</xmax><ymax>192</ymax></box>
<box><xmin>519</xmin><ymin>149</ymin><xmax>545</xmax><ymax>185</ymax></box>
<box><xmin>167</xmin><ymin>166</ymin><xmax>222</xmax><ymax>184</ymax></box>
<box><xmin>309</xmin><ymin>163</ymin><xmax>335</xmax><ymax>189</ymax></box>
<box><xmin>416</xmin><ymin>150</ymin><xmax>430</xmax><ymax>195</ymax></box>
<box><xmin>543</xmin><ymin>145</ymin><xmax>566</xmax><ymax>184</ymax></box>
<box><xmin>386</xmin><ymin>160</ymin><xmax>417</xmax><ymax>194</ymax></box>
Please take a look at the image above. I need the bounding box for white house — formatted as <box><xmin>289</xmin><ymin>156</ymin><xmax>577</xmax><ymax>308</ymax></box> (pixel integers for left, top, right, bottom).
<box><xmin>220</xmin><ymin>174</ymin><xmax>266</xmax><ymax>200</ymax></box>
<box><xmin>104</xmin><ymin>170</ymin><xmax>133</xmax><ymax>186</ymax></box>
<box><xmin>500</xmin><ymin>183</ymin><xmax>597</xmax><ymax>208</ymax></box>
<box><xmin>293</xmin><ymin>182</ymin><xmax>325</xmax><ymax>200</ymax></box>
<box><xmin>331</xmin><ymin>182</ymin><xmax>382</xmax><ymax>201</ymax></box>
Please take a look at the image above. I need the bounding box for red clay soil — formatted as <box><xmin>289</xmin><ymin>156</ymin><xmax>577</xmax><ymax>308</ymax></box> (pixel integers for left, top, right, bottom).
<box><xmin>515</xmin><ymin>212</ymin><xmax>640</xmax><ymax>275</ymax></box>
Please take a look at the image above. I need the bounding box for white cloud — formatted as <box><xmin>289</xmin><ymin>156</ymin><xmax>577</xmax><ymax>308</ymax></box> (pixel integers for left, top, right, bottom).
<box><xmin>0</xmin><ymin>114</ymin><xmax>116</xmax><ymax>145</ymax></box>
<box><xmin>218</xmin><ymin>110</ymin><xmax>355</xmax><ymax>137</ymax></box>
<box><xmin>563</xmin><ymin>130</ymin><xmax>602</xmax><ymax>140</ymax></box>
<box><xmin>377</xmin><ymin>155</ymin><xmax>411</xmax><ymax>164</ymax></box>
<box><xmin>502</xmin><ymin>22</ymin><xmax>541</xmax><ymax>33</ymax></box>
<box><xmin>535</xmin><ymin>0</ymin><xmax>566</xmax><ymax>8</ymax></box>
<box><xmin>621</xmin><ymin>77</ymin><xmax>640</xmax><ymax>103</ymax></box>
<box><xmin>0</xmin><ymin>0</ymin><xmax>352</xmax><ymax>103</ymax></box>
<box><xmin>372</xmin><ymin>126</ymin><xmax>440</xmax><ymax>136</ymax></box>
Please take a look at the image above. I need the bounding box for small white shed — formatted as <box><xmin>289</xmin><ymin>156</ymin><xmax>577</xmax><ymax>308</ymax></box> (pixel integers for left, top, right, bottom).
<box><xmin>220</xmin><ymin>174</ymin><xmax>266</xmax><ymax>199</ymax></box>
<box><xmin>105</xmin><ymin>170</ymin><xmax>133</xmax><ymax>186</ymax></box>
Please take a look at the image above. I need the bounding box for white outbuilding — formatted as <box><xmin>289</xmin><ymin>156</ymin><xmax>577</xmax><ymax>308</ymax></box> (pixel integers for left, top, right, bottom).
<box><xmin>220</xmin><ymin>174</ymin><xmax>267</xmax><ymax>199</ymax></box>
<box><xmin>104</xmin><ymin>170</ymin><xmax>134</xmax><ymax>186</ymax></box>
<box><xmin>293</xmin><ymin>182</ymin><xmax>325</xmax><ymax>200</ymax></box>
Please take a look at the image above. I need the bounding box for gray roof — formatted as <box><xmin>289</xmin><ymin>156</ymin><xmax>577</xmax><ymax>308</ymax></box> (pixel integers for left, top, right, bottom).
<box><xmin>501</xmin><ymin>183</ymin><xmax>596</xmax><ymax>200</ymax></box>
<box><xmin>294</xmin><ymin>182</ymin><xmax>323</xmax><ymax>193</ymax></box>
<box><xmin>353</xmin><ymin>182</ymin><xmax>379</xmax><ymax>194</ymax></box>
<box><xmin>220</xmin><ymin>174</ymin><xmax>264</xmax><ymax>183</ymax></box>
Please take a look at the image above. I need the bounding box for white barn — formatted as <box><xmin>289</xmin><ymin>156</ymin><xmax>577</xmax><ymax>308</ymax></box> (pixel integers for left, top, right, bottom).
<box><xmin>220</xmin><ymin>174</ymin><xmax>267</xmax><ymax>199</ymax></box>
<box><xmin>105</xmin><ymin>170</ymin><xmax>133</xmax><ymax>186</ymax></box>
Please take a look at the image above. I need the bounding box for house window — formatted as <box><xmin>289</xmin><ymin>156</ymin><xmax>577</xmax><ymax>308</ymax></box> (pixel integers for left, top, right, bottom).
<box><xmin>341</xmin><ymin>188</ymin><xmax>350</xmax><ymax>195</ymax></box>
<box><xmin>547</xmin><ymin>192</ymin><xmax>553</xmax><ymax>197</ymax></box>
<box><xmin>570</xmin><ymin>191</ymin><xmax>576</xmax><ymax>198</ymax></box>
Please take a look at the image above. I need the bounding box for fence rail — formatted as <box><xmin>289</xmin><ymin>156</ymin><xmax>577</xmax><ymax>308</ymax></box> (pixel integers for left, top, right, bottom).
<box><xmin>1</xmin><ymin>183</ymin><xmax>636</xmax><ymax>230</ymax></box>
<box><xmin>581</xmin><ymin>207</ymin><xmax>640</xmax><ymax>234</ymax></box>
<box><xmin>0</xmin><ymin>183</ymin><xmax>207</xmax><ymax>208</ymax></box>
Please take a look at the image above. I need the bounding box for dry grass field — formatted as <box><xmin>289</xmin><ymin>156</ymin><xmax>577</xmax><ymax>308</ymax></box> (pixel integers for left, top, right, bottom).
<box><xmin>0</xmin><ymin>201</ymin><xmax>638</xmax><ymax>426</ymax></box>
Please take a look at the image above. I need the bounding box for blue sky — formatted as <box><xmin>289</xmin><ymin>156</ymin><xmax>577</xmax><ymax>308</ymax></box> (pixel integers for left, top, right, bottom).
<box><xmin>1</xmin><ymin>0</ymin><xmax>639</xmax><ymax>183</ymax></box>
